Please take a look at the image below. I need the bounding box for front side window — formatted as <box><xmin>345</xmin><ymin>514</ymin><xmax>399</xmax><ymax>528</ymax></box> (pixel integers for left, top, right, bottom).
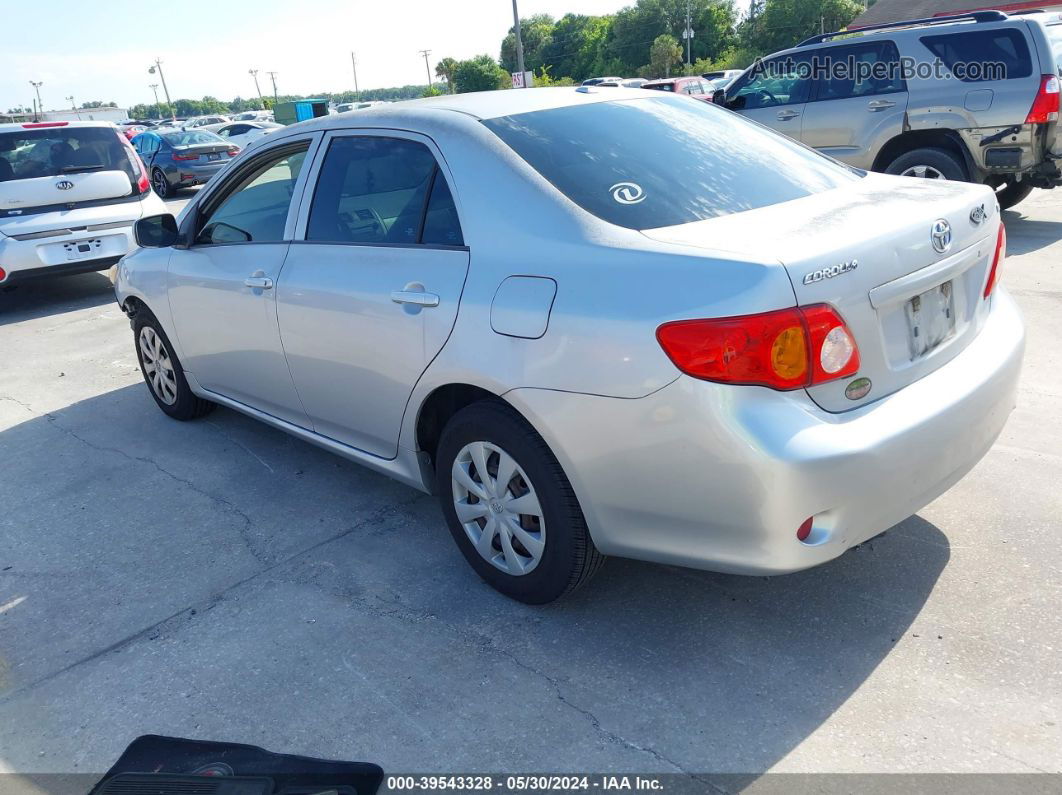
<box><xmin>728</xmin><ymin>54</ymin><xmax>813</xmax><ymax>109</ymax></box>
<box><xmin>195</xmin><ymin>144</ymin><xmax>308</xmax><ymax>245</ymax></box>
<box><xmin>306</xmin><ymin>136</ymin><xmax>463</xmax><ymax>246</ymax></box>
<box><xmin>920</xmin><ymin>28</ymin><xmax>1033</xmax><ymax>82</ymax></box>
<box><xmin>815</xmin><ymin>41</ymin><xmax>905</xmax><ymax>101</ymax></box>
<box><xmin>483</xmin><ymin>95</ymin><xmax>859</xmax><ymax>231</ymax></box>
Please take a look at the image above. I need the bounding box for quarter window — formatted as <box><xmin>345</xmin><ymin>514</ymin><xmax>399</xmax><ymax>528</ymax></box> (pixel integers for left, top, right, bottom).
<box><xmin>195</xmin><ymin>144</ymin><xmax>308</xmax><ymax>245</ymax></box>
<box><xmin>920</xmin><ymin>29</ymin><xmax>1033</xmax><ymax>82</ymax></box>
<box><xmin>306</xmin><ymin>136</ymin><xmax>463</xmax><ymax>246</ymax></box>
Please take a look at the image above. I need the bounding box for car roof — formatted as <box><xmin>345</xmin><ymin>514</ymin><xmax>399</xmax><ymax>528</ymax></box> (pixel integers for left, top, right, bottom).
<box><xmin>0</xmin><ymin>120</ymin><xmax>117</xmax><ymax>132</ymax></box>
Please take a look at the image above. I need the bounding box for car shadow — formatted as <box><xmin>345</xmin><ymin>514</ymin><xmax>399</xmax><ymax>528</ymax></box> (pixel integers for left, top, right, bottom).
<box><xmin>1001</xmin><ymin>207</ymin><xmax>1062</xmax><ymax>255</ymax></box>
<box><xmin>0</xmin><ymin>271</ymin><xmax>116</xmax><ymax>326</ymax></box>
<box><xmin>0</xmin><ymin>384</ymin><xmax>949</xmax><ymax>776</ymax></box>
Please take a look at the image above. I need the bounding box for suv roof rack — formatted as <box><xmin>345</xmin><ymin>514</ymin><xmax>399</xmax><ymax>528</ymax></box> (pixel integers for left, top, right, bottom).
<box><xmin>795</xmin><ymin>10</ymin><xmax>1008</xmax><ymax>47</ymax></box>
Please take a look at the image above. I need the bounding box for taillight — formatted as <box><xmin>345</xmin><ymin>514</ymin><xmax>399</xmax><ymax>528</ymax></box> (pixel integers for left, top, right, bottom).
<box><xmin>0</xmin><ymin>267</ymin><xmax>7</xmax><ymax>283</ymax></box>
<box><xmin>1026</xmin><ymin>74</ymin><xmax>1060</xmax><ymax>124</ymax></box>
<box><xmin>656</xmin><ymin>304</ymin><xmax>860</xmax><ymax>390</ymax></box>
<box><xmin>172</xmin><ymin>152</ymin><xmax>199</xmax><ymax>161</ymax></box>
<box><xmin>984</xmin><ymin>222</ymin><xmax>1007</xmax><ymax>299</ymax></box>
<box><xmin>227</xmin><ymin>147</ymin><xmax>240</xmax><ymax>157</ymax></box>
<box><xmin>118</xmin><ymin>135</ymin><xmax>150</xmax><ymax>195</ymax></box>
<box><xmin>22</xmin><ymin>121</ymin><xmax>68</xmax><ymax>128</ymax></box>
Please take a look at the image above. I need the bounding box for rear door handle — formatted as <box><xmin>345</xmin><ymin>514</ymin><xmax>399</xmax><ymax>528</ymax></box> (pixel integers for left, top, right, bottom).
<box><xmin>868</xmin><ymin>99</ymin><xmax>896</xmax><ymax>111</ymax></box>
<box><xmin>244</xmin><ymin>274</ymin><xmax>273</xmax><ymax>290</ymax></box>
<box><xmin>776</xmin><ymin>109</ymin><xmax>800</xmax><ymax>120</ymax></box>
<box><xmin>391</xmin><ymin>290</ymin><xmax>440</xmax><ymax>307</ymax></box>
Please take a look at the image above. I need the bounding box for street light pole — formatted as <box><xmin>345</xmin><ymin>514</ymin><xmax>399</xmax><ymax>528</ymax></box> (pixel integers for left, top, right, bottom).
<box><xmin>351</xmin><ymin>52</ymin><xmax>360</xmax><ymax>102</ymax></box>
<box><xmin>29</xmin><ymin>81</ymin><xmax>43</xmax><ymax>120</ymax></box>
<box><xmin>148</xmin><ymin>59</ymin><xmax>173</xmax><ymax>118</ymax></box>
<box><xmin>418</xmin><ymin>49</ymin><xmax>433</xmax><ymax>91</ymax></box>
<box><xmin>683</xmin><ymin>0</ymin><xmax>694</xmax><ymax>67</ymax></box>
<box><xmin>267</xmin><ymin>72</ymin><xmax>279</xmax><ymax>103</ymax></box>
<box><xmin>66</xmin><ymin>95</ymin><xmax>81</xmax><ymax>120</ymax></box>
<box><xmin>249</xmin><ymin>68</ymin><xmax>264</xmax><ymax>106</ymax></box>
<box><xmin>511</xmin><ymin>0</ymin><xmax>526</xmax><ymax>86</ymax></box>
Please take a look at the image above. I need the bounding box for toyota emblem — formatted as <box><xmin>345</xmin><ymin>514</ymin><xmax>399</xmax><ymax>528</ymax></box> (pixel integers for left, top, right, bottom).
<box><xmin>931</xmin><ymin>219</ymin><xmax>952</xmax><ymax>254</ymax></box>
<box><xmin>55</xmin><ymin>180</ymin><xmax>75</xmax><ymax>191</ymax></box>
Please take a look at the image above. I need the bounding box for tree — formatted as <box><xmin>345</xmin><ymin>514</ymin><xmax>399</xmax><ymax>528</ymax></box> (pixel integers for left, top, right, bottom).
<box><xmin>500</xmin><ymin>13</ymin><xmax>555</xmax><ymax>74</ymax></box>
<box><xmin>739</xmin><ymin>0</ymin><xmax>862</xmax><ymax>55</ymax></box>
<box><xmin>649</xmin><ymin>34</ymin><xmax>683</xmax><ymax>78</ymax></box>
<box><xmin>536</xmin><ymin>13</ymin><xmax>611</xmax><ymax>82</ymax></box>
<box><xmin>81</xmin><ymin>100</ymin><xmax>118</xmax><ymax>109</ymax></box>
<box><xmin>435</xmin><ymin>57</ymin><xmax>460</xmax><ymax>94</ymax></box>
<box><xmin>453</xmin><ymin>55</ymin><xmax>509</xmax><ymax>93</ymax></box>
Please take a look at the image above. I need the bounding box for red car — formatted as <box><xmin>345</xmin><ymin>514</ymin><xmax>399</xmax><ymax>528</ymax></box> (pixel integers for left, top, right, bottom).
<box><xmin>642</xmin><ymin>76</ymin><xmax>716</xmax><ymax>102</ymax></box>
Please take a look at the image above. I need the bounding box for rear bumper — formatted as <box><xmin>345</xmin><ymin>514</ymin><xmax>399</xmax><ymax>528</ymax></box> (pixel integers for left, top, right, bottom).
<box><xmin>1</xmin><ymin>256</ymin><xmax>122</xmax><ymax>284</ymax></box>
<box><xmin>0</xmin><ymin>225</ymin><xmax>135</xmax><ymax>283</ymax></box>
<box><xmin>506</xmin><ymin>289</ymin><xmax>1025</xmax><ymax>575</ymax></box>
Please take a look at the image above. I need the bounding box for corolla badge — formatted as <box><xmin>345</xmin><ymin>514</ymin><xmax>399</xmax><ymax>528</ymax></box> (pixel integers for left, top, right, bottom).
<box><xmin>802</xmin><ymin>259</ymin><xmax>858</xmax><ymax>285</ymax></box>
<box><xmin>610</xmin><ymin>182</ymin><xmax>646</xmax><ymax>205</ymax></box>
<box><xmin>931</xmin><ymin>219</ymin><xmax>952</xmax><ymax>254</ymax></box>
<box><xmin>55</xmin><ymin>180</ymin><xmax>75</xmax><ymax>191</ymax></box>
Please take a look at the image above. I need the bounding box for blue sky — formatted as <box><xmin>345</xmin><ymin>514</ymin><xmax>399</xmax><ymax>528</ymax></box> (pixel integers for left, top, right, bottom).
<box><xmin>1</xmin><ymin>0</ymin><xmax>658</xmax><ymax>112</ymax></box>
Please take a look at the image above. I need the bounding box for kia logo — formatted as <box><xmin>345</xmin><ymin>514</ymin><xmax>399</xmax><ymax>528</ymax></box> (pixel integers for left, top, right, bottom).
<box><xmin>55</xmin><ymin>180</ymin><xmax>75</xmax><ymax>191</ymax></box>
<box><xmin>610</xmin><ymin>181</ymin><xmax>646</xmax><ymax>205</ymax></box>
<box><xmin>931</xmin><ymin>219</ymin><xmax>952</xmax><ymax>254</ymax></box>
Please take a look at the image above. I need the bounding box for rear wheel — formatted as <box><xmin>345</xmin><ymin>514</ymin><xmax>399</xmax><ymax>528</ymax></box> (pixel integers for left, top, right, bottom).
<box><xmin>992</xmin><ymin>179</ymin><xmax>1035</xmax><ymax>210</ymax></box>
<box><xmin>151</xmin><ymin>168</ymin><xmax>172</xmax><ymax>199</ymax></box>
<box><xmin>885</xmin><ymin>147</ymin><xmax>968</xmax><ymax>182</ymax></box>
<box><xmin>133</xmin><ymin>309</ymin><xmax>215</xmax><ymax>421</ymax></box>
<box><xmin>435</xmin><ymin>401</ymin><xmax>604</xmax><ymax>604</ymax></box>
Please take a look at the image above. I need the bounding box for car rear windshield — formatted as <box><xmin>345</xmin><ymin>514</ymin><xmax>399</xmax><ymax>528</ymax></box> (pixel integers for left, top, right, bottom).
<box><xmin>482</xmin><ymin>95</ymin><xmax>860</xmax><ymax>231</ymax></box>
<box><xmin>163</xmin><ymin>130</ymin><xmax>223</xmax><ymax>147</ymax></box>
<box><xmin>645</xmin><ymin>83</ymin><xmax>675</xmax><ymax>91</ymax></box>
<box><xmin>0</xmin><ymin>125</ymin><xmax>132</xmax><ymax>183</ymax></box>
<box><xmin>920</xmin><ymin>28</ymin><xmax>1033</xmax><ymax>82</ymax></box>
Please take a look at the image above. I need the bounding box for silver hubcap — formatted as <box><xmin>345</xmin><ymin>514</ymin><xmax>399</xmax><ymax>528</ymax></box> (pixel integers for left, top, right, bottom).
<box><xmin>451</xmin><ymin>441</ymin><xmax>545</xmax><ymax>576</ymax></box>
<box><xmin>138</xmin><ymin>326</ymin><xmax>178</xmax><ymax>405</ymax></box>
<box><xmin>900</xmin><ymin>165</ymin><xmax>947</xmax><ymax>180</ymax></box>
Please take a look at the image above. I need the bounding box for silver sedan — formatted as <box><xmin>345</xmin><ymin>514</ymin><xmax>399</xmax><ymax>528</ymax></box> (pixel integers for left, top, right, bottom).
<box><xmin>115</xmin><ymin>87</ymin><xmax>1024</xmax><ymax>603</ymax></box>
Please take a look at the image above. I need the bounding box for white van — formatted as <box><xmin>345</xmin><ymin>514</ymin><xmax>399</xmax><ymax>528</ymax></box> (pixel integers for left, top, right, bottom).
<box><xmin>0</xmin><ymin>121</ymin><xmax>167</xmax><ymax>285</ymax></box>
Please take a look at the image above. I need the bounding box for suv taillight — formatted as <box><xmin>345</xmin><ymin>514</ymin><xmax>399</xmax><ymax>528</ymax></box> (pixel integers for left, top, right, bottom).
<box><xmin>984</xmin><ymin>222</ymin><xmax>1007</xmax><ymax>299</ymax></box>
<box><xmin>656</xmin><ymin>304</ymin><xmax>860</xmax><ymax>390</ymax></box>
<box><xmin>1026</xmin><ymin>74</ymin><xmax>1060</xmax><ymax>124</ymax></box>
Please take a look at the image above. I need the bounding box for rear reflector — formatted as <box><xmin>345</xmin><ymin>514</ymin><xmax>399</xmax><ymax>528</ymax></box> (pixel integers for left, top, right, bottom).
<box><xmin>797</xmin><ymin>517</ymin><xmax>814</xmax><ymax>542</ymax></box>
<box><xmin>1026</xmin><ymin>74</ymin><xmax>1060</xmax><ymax>124</ymax></box>
<box><xmin>984</xmin><ymin>222</ymin><xmax>1007</xmax><ymax>299</ymax></box>
<box><xmin>656</xmin><ymin>304</ymin><xmax>860</xmax><ymax>390</ymax></box>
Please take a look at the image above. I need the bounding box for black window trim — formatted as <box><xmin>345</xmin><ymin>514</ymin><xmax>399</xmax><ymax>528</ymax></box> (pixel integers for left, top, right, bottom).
<box><xmin>182</xmin><ymin>139</ymin><xmax>312</xmax><ymax>248</ymax></box>
<box><xmin>299</xmin><ymin>132</ymin><xmax>467</xmax><ymax>251</ymax></box>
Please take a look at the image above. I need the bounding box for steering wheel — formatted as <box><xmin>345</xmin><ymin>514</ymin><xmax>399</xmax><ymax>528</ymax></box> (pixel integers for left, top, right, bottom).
<box><xmin>757</xmin><ymin>88</ymin><xmax>780</xmax><ymax>105</ymax></box>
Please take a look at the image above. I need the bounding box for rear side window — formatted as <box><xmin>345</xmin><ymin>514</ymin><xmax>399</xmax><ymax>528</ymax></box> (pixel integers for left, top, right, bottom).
<box><xmin>0</xmin><ymin>125</ymin><xmax>132</xmax><ymax>183</ymax></box>
<box><xmin>306</xmin><ymin>136</ymin><xmax>463</xmax><ymax>247</ymax></box>
<box><xmin>920</xmin><ymin>29</ymin><xmax>1033</xmax><ymax>82</ymax></box>
<box><xmin>483</xmin><ymin>95</ymin><xmax>859</xmax><ymax>231</ymax></box>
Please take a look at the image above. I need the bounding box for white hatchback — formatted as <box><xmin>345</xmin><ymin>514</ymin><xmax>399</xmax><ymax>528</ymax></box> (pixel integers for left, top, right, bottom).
<box><xmin>0</xmin><ymin>121</ymin><xmax>166</xmax><ymax>285</ymax></box>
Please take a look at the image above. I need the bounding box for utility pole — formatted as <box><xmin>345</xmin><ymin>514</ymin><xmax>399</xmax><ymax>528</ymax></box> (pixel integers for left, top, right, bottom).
<box><xmin>148</xmin><ymin>59</ymin><xmax>172</xmax><ymax>118</ymax></box>
<box><xmin>683</xmin><ymin>0</ymin><xmax>694</xmax><ymax>67</ymax></box>
<box><xmin>29</xmin><ymin>81</ymin><xmax>43</xmax><ymax>119</ymax></box>
<box><xmin>418</xmin><ymin>49</ymin><xmax>433</xmax><ymax>91</ymax></box>
<box><xmin>248</xmin><ymin>68</ymin><xmax>264</xmax><ymax>105</ymax></box>
<box><xmin>149</xmin><ymin>83</ymin><xmax>161</xmax><ymax>114</ymax></box>
<box><xmin>267</xmin><ymin>71</ymin><xmax>279</xmax><ymax>102</ymax></box>
<box><xmin>511</xmin><ymin>0</ymin><xmax>526</xmax><ymax>86</ymax></box>
<box><xmin>351</xmin><ymin>52</ymin><xmax>360</xmax><ymax>101</ymax></box>
<box><xmin>66</xmin><ymin>95</ymin><xmax>81</xmax><ymax>120</ymax></box>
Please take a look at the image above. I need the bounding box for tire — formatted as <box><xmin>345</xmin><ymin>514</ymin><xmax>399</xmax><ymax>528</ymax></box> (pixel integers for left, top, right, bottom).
<box><xmin>993</xmin><ymin>180</ymin><xmax>1035</xmax><ymax>210</ymax></box>
<box><xmin>884</xmin><ymin>147</ymin><xmax>969</xmax><ymax>182</ymax></box>
<box><xmin>435</xmin><ymin>400</ymin><xmax>604</xmax><ymax>604</ymax></box>
<box><xmin>132</xmin><ymin>308</ymin><xmax>215</xmax><ymax>421</ymax></box>
<box><xmin>150</xmin><ymin>168</ymin><xmax>172</xmax><ymax>199</ymax></box>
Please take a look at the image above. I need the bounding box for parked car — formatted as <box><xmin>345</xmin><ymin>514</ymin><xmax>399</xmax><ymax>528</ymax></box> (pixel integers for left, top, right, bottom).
<box><xmin>180</xmin><ymin>115</ymin><xmax>231</xmax><ymax>133</ymax></box>
<box><xmin>231</xmin><ymin>110</ymin><xmax>274</xmax><ymax>122</ymax></box>
<box><xmin>597</xmin><ymin>78</ymin><xmax>649</xmax><ymax>89</ymax></box>
<box><xmin>702</xmin><ymin>69</ymin><xmax>744</xmax><ymax>82</ymax></box>
<box><xmin>116</xmin><ymin>87</ymin><xmax>1023</xmax><ymax>603</ymax></box>
<box><xmin>335</xmin><ymin>101</ymin><xmax>390</xmax><ymax>113</ymax></box>
<box><xmin>121</xmin><ymin>124</ymin><xmax>148</xmax><ymax>140</ymax></box>
<box><xmin>643</xmin><ymin>76</ymin><xmax>716</xmax><ymax>101</ymax></box>
<box><xmin>215</xmin><ymin>121</ymin><xmax>283</xmax><ymax>149</ymax></box>
<box><xmin>718</xmin><ymin>11</ymin><xmax>1061</xmax><ymax>209</ymax></box>
<box><xmin>131</xmin><ymin>129</ymin><xmax>238</xmax><ymax>198</ymax></box>
<box><xmin>0</xmin><ymin>120</ymin><xmax>165</xmax><ymax>285</ymax></box>
<box><xmin>581</xmin><ymin>76</ymin><xmax>623</xmax><ymax>86</ymax></box>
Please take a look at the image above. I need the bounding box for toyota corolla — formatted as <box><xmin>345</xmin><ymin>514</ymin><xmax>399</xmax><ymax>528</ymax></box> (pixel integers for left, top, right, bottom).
<box><xmin>114</xmin><ymin>87</ymin><xmax>1024</xmax><ymax>603</ymax></box>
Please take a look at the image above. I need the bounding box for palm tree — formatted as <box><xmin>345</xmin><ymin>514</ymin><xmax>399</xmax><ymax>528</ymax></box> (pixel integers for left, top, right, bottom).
<box><xmin>435</xmin><ymin>57</ymin><xmax>460</xmax><ymax>94</ymax></box>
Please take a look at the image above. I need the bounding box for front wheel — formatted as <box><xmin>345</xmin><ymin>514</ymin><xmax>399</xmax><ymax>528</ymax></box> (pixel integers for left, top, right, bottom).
<box><xmin>133</xmin><ymin>309</ymin><xmax>215</xmax><ymax>421</ymax></box>
<box><xmin>435</xmin><ymin>401</ymin><xmax>604</xmax><ymax>604</ymax></box>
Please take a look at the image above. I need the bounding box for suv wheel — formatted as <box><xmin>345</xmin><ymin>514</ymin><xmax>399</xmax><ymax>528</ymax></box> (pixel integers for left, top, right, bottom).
<box><xmin>133</xmin><ymin>309</ymin><xmax>215</xmax><ymax>421</ymax></box>
<box><xmin>436</xmin><ymin>401</ymin><xmax>604</xmax><ymax>604</ymax></box>
<box><xmin>151</xmin><ymin>168</ymin><xmax>172</xmax><ymax>199</ymax></box>
<box><xmin>993</xmin><ymin>180</ymin><xmax>1035</xmax><ymax>211</ymax></box>
<box><xmin>885</xmin><ymin>147</ymin><xmax>968</xmax><ymax>182</ymax></box>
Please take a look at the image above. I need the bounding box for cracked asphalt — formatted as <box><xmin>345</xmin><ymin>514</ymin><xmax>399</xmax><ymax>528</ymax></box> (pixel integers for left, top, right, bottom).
<box><xmin>0</xmin><ymin>189</ymin><xmax>1060</xmax><ymax>777</ymax></box>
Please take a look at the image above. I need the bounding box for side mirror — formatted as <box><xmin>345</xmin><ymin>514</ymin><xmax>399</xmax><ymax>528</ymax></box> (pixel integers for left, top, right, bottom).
<box><xmin>712</xmin><ymin>89</ymin><xmax>726</xmax><ymax>105</ymax></box>
<box><xmin>134</xmin><ymin>213</ymin><xmax>179</xmax><ymax>248</ymax></box>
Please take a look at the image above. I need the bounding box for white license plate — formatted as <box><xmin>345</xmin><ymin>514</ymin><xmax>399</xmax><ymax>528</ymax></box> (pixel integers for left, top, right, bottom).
<box><xmin>905</xmin><ymin>280</ymin><xmax>955</xmax><ymax>359</ymax></box>
<box><xmin>207</xmin><ymin>152</ymin><xmax>221</xmax><ymax>161</ymax></box>
<box><xmin>63</xmin><ymin>239</ymin><xmax>101</xmax><ymax>261</ymax></box>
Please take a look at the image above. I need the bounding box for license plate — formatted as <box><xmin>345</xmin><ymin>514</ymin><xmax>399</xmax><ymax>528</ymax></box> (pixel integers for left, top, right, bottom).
<box><xmin>63</xmin><ymin>239</ymin><xmax>101</xmax><ymax>261</ymax></box>
<box><xmin>207</xmin><ymin>152</ymin><xmax>221</xmax><ymax>161</ymax></box>
<box><xmin>905</xmin><ymin>280</ymin><xmax>955</xmax><ymax>359</ymax></box>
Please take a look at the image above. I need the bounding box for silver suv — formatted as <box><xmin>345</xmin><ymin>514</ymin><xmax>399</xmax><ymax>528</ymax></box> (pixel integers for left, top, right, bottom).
<box><xmin>720</xmin><ymin>11</ymin><xmax>1061</xmax><ymax>209</ymax></box>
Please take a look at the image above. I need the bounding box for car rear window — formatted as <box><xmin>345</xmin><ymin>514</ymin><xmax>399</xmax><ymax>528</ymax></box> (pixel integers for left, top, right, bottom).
<box><xmin>0</xmin><ymin>125</ymin><xmax>132</xmax><ymax>183</ymax></box>
<box><xmin>482</xmin><ymin>95</ymin><xmax>860</xmax><ymax>231</ymax></box>
<box><xmin>920</xmin><ymin>28</ymin><xmax>1033</xmax><ymax>82</ymax></box>
<box><xmin>645</xmin><ymin>83</ymin><xmax>675</xmax><ymax>91</ymax></box>
<box><xmin>163</xmin><ymin>130</ymin><xmax>222</xmax><ymax>147</ymax></box>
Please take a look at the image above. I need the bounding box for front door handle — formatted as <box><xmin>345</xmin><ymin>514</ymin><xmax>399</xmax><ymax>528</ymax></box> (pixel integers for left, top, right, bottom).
<box><xmin>391</xmin><ymin>290</ymin><xmax>440</xmax><ymax>307</ymax></box>
<box><xmin>244</xmin><ymin>273</ymin><xmax>273</xmax><ymax>290</ymax></box>
<box><xmin>776</xmin><ymin>109</ymin><xmax>800</xmax><ymax>121</ymax></box>
<box><xmin>868</xmin><ymin>99</ymin><xmax>896</xmax><ymax>111</ymax></box>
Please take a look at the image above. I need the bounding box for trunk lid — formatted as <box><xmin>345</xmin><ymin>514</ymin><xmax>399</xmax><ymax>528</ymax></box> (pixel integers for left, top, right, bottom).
<box><xmin>172</xmin><ymin>142</ymin><xmax>231</xmax><ymax>161</ymax></box>
<box><xmin>643</xmin><ymin>174</ymin><xmax>1000</xmax><ymax>411</ymax></box>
